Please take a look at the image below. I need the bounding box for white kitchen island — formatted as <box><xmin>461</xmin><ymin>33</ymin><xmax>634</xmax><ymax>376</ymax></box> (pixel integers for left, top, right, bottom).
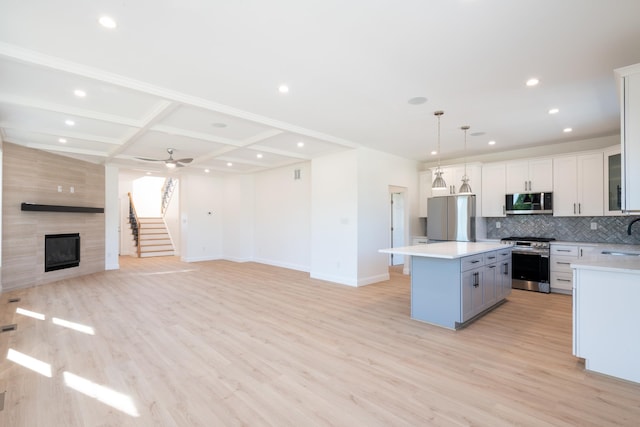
<box><xmin>380</xmin><ymin>242</ymin><xmax>512</xmax><ymax>330</ymax></box>
<box><xmin>572</xmin><ymin>258</ymin><xmax>640</xmax><ymax>384</ymax></box>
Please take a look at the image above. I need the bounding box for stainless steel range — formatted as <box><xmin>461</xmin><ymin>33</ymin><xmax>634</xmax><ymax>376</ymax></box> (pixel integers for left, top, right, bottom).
<box><xmin>500</xmin><ymin>236</ymin><xmax>555</xmax><ymax>293</ymax></box>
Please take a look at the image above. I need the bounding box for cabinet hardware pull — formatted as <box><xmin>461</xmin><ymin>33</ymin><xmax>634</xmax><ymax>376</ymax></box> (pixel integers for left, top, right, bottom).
<box><xmin>557</xmin><ymin>262</ymin><xmax>571</xmax><ymax>265</ymax></box>
<box><xmin>471</xmin><ymin>260</ymin><xmax>480</xmax><ymax>264</ymax></box>
<box><xmin>502</xmin><ymin>263</ymin><xmax>509</xmax><ymax>274</ymax></box>
<box><xmin>557</xmin><ymin>249</ymin><xmax>571</xmax><ymax>252</ymax></box>
<box><xmin>579</xmin><ymin>203</ymin><xmax>581</xmax><ymax>214</ymax></box>
<box><xmin>573</xmin><ymin>203</ymin><xmax>576</xmax><ymax>214</ymax></box>
<box><xmin>558</xmin><ymin>278</ymin><xmax>571</xmax><ymax>282</ymax></box>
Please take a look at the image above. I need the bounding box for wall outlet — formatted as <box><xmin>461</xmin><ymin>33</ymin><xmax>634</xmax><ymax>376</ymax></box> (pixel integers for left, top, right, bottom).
<box><xmin>496</xmin><ymin>221</ymin><xmax>501</xmax><ymax>229</ymax></box>
<box><xmin>70</xmin><ymin>186</ymin><xmax>74</xmax><ymax>193</ymax></box>
<box><xmin>57</xmin><ymin>185</ymin><xmax>62</xmax><ymax>192</ymax></box>
<box><xmin>590</xmin><ymin>222</ymin><xmax>598</xmax><ymax>230</ymax></box>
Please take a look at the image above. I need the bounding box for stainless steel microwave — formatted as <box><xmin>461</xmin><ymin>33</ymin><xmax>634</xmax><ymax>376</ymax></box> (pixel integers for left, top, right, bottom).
<box><xmin>505</xmin><ymin>192</ymin><xmax>553</xmax><ymax>214</ymax></box>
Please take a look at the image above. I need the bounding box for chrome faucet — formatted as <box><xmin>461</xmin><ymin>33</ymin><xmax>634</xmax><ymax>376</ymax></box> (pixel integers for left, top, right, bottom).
<box><xmin>628</xmin><ymin>217</ymin><xmax>640</xmax><ymax>235</ymax></box>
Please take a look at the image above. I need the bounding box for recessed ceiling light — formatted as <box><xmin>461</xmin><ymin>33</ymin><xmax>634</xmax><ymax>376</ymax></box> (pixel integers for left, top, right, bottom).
<box><xmin>431</xmin><ymin>150</ymin><xmax>437</xmax><ymax>155</ymax></box>
<box><xmin>226</xmin><ymin>162</ymin><xmax>233</xmax><ymax>167</ymax></box>
<box><xmin>211</xmin><ymin>122</ymin><xmax>227</xmax><ymax>128</ymax></box>
<box><xmin>146</xmin><ymin>172</ymin><xmax>152</xmax><ymax>175</ymax></box>
<box><xmin>548</xmin><ymin>108</ymin><xmax>559</xmax><ymax>114</ymax></box>
<box><xmin>408</xmin><ymin>96</ymin><xmax>427</xmax><ymax>105</ymax></box>
<box><xmin>58</xmin><ymin>138</ymin><xmax>67</xmax><ymax>143</ymax></box>
<box><xmin>256</xmin><ymin>153</ymin><xmax>263</xmax><ymax>159</ymax></box>
<box><xmin>297</xmin><ymin>141</ymin><xmax>304</xmax><ymax>148</ymax></box>
<box><xmin>278</xmin><ymin>85</ymin><xmax>289</xmax><ymax>94</ymax></box>
<box><xmin>98</xmin><ymin>16</ymin><xmax>117</xmax><ymax>29</ymax></box>
<box><xmin>204</xmin><ymin>169</ymin><xmax>210</xmax><ymax>173</ymax></box>
<box><xmin>65</xmin><ymin>119</ymin><xmax>75</xmax><ymax>126</ymax></box>
<box><xmin>563</xmin><ymin>127</ymin><xmax>573</xmax><ymax>133</ymax></box>
<box><xmin>488</xmin><ymin>140</ymin><xmax>496</xmax><ymax>145</ymax></box>
<box><xmin>526</xmin><ymin>78</ymin><xmax>539</xmax><ymax>87</ymax></box>
<box><xmin>73</xmin><ymin>89</ymin><xmax>86</xmax><ymax>98</ymax></box>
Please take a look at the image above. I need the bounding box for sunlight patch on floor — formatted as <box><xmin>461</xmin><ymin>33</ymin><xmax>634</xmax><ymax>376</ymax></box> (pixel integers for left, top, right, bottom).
<box><xmin>16</xmin><ymin>307</ymin><xmax>46</xmax><ymax>320</ymax></box>
<box><xmin>7</xmin><ymin>349</ymin><xmax>52</xmax><ymax>377</ymax></box>
<box><xmin>52</xmin><ymin>317</ymin><xmax>95</xmax><ymax>335</ymax></box>
<box><xmin>63</xmin><ymin>371</ymin><xmax>140</xmax><ymax>417</ymax></box>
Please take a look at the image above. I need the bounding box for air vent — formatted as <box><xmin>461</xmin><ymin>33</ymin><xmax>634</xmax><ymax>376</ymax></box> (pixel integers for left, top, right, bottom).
<box><xmin>1</xmin><ymin>324</ymin><xmax>17</xmax><ymax>333</ymax></box>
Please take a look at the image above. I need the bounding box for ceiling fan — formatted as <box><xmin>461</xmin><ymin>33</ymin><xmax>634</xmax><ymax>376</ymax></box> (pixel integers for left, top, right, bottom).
<box><xmin>135</xmin><ymin>148</ymin><xmax>193</xmax><ymax>169</ymax></box>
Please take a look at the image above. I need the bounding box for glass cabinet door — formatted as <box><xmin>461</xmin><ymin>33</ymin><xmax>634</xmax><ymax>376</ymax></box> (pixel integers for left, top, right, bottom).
<box><xmin>604</xmin><ymin>146</ymin><xmax>622</xmax><ymax>215</ymax></box>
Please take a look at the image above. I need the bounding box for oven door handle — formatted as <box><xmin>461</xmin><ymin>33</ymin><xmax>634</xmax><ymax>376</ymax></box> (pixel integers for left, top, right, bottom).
<box><xmin>512</xmin><ymin>250</ymin><xmax>549</xmax><ymax>257</ymax></box>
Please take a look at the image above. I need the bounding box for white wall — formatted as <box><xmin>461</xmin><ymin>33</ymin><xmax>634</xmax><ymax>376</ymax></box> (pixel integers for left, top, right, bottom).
<box><xmin>311</xmin><ymin>150</ymin><xmax>359</xmax><ymax>285</ymax></box>
<box><xmin>222</xmin><ymin>174</ymin><xmax>254</xmax><ymax>262</ymax></box>
<box><xmin>253</xmin><ymin>162</ymin><xmax>311</xmax><ymax>271</ymax></box>
<box><xmin>132</xmin><ymin>176</ymin><xmax>164</xmax><ymax>217</ymax></box>
<box><xmin>164</xmin><ymin>180</ymin><xmax>181</xmax><ymax>256</ymax></box>
<box><xmin>104</xmin><ymin>165</ymin><xmax>120</xmax><ymax>270</ymax></box>
<box><xmin>0</xmin><ymin>141</ymin><xmax>3</xmax><ymax>293</ymax></box>
<box><xmin>180</xmin><ymin>174</ymin><xmax>224</xmax><ymax>262</ymax></box>
<box><xmin>356</xmin><ymin>148</ymin><xmax>419</xmax><ymax>285</ymax></box>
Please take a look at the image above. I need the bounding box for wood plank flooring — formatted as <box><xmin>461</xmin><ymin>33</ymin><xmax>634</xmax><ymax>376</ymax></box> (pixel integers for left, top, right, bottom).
<box><xmin>1</xmin><ymin>257</ymin><xmax>639</xmax><ymax>426</ymax></box>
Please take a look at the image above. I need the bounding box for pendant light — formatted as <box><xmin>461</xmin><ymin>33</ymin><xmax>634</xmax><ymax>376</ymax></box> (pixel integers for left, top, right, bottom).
<box><xmin>431</xmin><ymin>110</ymin><xmax>447</xmax><ymax>189</ymax></box>
<box><xmin>458</xmin><ymin>125</ymin><xmax>473</xmax><ymax>194</ymax></box>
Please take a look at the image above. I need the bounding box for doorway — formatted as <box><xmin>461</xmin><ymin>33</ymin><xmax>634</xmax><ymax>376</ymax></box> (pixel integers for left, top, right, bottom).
<box><xmin>389</xmin><ymin>189</ymin><xmax>406</xmax><ymax>266</ymax></box>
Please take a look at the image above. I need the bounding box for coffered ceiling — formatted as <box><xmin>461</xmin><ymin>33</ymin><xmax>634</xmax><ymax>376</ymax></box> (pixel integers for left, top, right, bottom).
<box><xmin>1</xmin><ymin>0</ymin><xmax>640</xmax><ymax>175</ymax></box>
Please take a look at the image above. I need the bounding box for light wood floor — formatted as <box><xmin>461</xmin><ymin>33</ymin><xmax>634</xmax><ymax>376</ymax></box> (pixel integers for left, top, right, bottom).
<box><xmin>1</xmin><ymin>257</ymin><xmax>639</xmax><ymax>426</ymax></box>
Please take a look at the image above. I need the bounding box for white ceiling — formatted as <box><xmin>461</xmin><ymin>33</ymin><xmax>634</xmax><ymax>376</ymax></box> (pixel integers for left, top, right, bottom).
<box><xmin>1</xmin><ymin>0</ymin><xmax>640</xmax><ymax>175</ymax></box>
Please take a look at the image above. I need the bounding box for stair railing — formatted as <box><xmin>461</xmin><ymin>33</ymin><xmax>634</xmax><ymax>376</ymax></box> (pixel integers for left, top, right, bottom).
<box><xmin>161</xmin><ymin>177</ymin><xmax>177</xmax><ymax>216</ymax></box>
<box><xmin>128</xmin><ymin>192</ymin><xmax>141</xmax><ymax>257</ymax></box>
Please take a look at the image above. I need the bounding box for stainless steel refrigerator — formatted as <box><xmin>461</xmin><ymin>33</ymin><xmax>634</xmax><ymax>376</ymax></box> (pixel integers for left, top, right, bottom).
<box><xmin>427</xmin><ymin>195</ymin><xmax>476</xmax><ymax>242</ymax></box>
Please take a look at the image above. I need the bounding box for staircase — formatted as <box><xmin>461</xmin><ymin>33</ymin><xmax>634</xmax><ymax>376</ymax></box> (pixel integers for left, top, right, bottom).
<box><xmin>136</xmin><ymin>217</ymin><xmax>175</xmax><ymax>257</ymax></box>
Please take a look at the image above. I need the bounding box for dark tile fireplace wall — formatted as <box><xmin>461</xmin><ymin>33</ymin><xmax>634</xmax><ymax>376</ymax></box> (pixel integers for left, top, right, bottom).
<box><xmin>485</xmin><ymin>215</ymin><xmax>640</xmax><ymax>244</ymax></box>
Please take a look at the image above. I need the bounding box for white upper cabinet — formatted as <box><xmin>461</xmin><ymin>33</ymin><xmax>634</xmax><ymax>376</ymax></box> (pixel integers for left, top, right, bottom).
<box><xmin>481</xmin><ymin>163</ymin><xmax>506</xmax><ymax>217</ymax></box>
<box><xmin>430</xmin><ymin>164</ymin><xmax>481</xmax><ymax>197</ymax></box>
<box><xmin>615</xmin><ymin>63</ymin><xmax>640</xmax><ymax>212</ymax></box>
<box><xmin>553</xmin><ymin>152</ymin><xmax>604</xmax><ymax>216</ymax></box>
<box><xmin>505</xmin><ymin>158</ymin><xmax>553</xmax><ymax>193</ymax></box>
<box><xmin>603</xmin><ymin>145</ymin><xmax>623</xmax><ymax>215</ymax></box>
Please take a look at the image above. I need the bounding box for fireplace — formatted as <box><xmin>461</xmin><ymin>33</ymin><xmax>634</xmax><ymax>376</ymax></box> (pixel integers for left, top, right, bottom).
<box><xmin>45</xmin><ymin>233</ymin><xmax>80</xmax><ymax>272</ymax></box>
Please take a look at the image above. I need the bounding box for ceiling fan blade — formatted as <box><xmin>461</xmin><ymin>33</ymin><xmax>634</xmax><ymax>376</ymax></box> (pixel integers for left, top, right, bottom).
<box><xmin>175</xmin><ymin>158</ymin><xmax>193</xmax><ymax>163</ymax></box>
<box><xmin>135</xmin><ymin>157</ymin><xmax>164</xmax><ymax>162</ymax></box>
<box><xmin>176</xmin><ymin>163</ymin><xmax>185</xmax><ymax>168</ymax></box>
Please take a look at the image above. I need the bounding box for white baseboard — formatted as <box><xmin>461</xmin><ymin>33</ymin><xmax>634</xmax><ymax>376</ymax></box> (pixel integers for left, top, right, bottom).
<box><xmin>252</xmin><ymin>258</ymin><xmax>310</xmax><ymax>273</ymax></box>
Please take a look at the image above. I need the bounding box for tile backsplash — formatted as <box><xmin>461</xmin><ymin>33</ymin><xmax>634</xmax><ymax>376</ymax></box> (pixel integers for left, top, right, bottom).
<box><xmin>485</xmin><ymin>215</ymin><xmax>640</xmax><ymax>244</ymax></box>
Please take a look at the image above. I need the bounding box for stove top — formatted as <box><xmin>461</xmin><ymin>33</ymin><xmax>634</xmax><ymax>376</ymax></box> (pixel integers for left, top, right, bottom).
<box><xmin>500</xmin><ymin>236</ymin><xmax>556</xmax><ymax>242</ymax></box>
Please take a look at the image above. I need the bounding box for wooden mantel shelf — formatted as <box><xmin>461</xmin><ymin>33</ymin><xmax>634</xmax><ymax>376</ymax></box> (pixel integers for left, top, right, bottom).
<box><xmin>21</xmin><ymin>202</ymin><xmax>104</xmax><ymax>213</ymax></box>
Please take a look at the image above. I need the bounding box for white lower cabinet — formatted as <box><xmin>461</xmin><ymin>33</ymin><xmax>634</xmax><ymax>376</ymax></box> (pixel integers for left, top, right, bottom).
<box><xmin>550</xmin><ymin>244</ymin><xmax>597</xmax><ymax>294</ymax></box>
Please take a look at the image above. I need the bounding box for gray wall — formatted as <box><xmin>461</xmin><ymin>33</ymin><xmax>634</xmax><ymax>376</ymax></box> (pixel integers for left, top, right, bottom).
<box><xmin>485</xmin><ymin>215</ymin><xmax>640</xmax><ymax>244</ymax></box>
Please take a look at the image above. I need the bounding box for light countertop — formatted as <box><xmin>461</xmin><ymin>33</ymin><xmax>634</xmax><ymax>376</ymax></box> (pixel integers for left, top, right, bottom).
<box><xmin>379</xmin><ymin>241</ymin><xmax>508</xmax><ymax>260</ymax></box>
<box><xmin>572</xmin><ymin>258</ymin><xmax>640</xmax><ymax>274</ymax></box>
